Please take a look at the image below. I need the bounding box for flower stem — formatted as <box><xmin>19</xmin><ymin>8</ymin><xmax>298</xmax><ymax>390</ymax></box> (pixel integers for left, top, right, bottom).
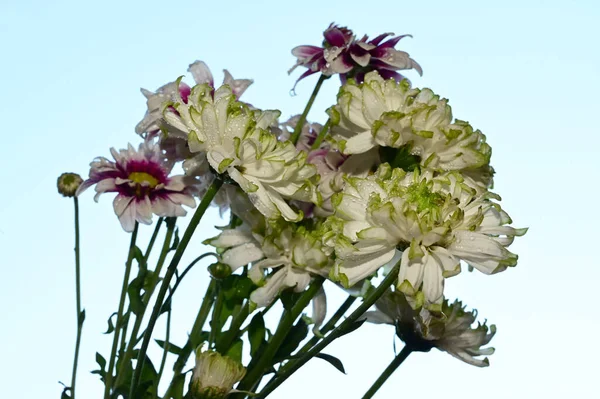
<box><xmin>70</xmin><ymin>197</ymin><xmax>84</xmax><ymax>399</ymax></box>
<box><xmin>118</xmin><ymin>218</ymin><xmax>164</xmax><ymax>357</ymax></box>
<box><xmin>256</xmin><ymin>260</ymin><xmax>401</xmax><ymax>399</ymax></box>
<box><xmin>164</xmin><ymin>279</ymin><xmax>217</xmax><ymax>398</ymax></box>
<box><xmin>215</xmin><ymin>302</ymin><xmax>250</xmax><ymax>354</ymax></box>
<box><xmin>310</xmin><ymin>119</ymin><xmax>331</xmax><ymax>150</ymax></box>
<box><xmin>235</xmin><ymin>277</ymin><xmax>325</xmax><ymax>396</ymax></box>
<box><xmin>208</xmin><ymin>283</ymin><xmax>224</xmax><ymax>348</ymax></box>
<box><xmin>113</xmin><ymin>219</ymin><xmax>175</xmax><ymax>390</ymax></box>
<box><xmin>361</xmin><ymin>346</ymin><xmax>412</xmax><ymax>399</ymax></box>
<box><xmin>290</xmin><ymin>74</ymin><xmax>327</xmax><ymax>145</ymax></box>
<box><xmin>129</xmin><ymin>178</ymin><xmax>223</xmax><ymax>398</ymax></box>
<box><xmin>155</xmin><ymin>304</ymin><xmax>172</xmax><ymax>398</ymax></box>
<box><xmin>104</xmin><ymin>222</ymin><xmax>139</xmax><ymax>399</ymax></box>
<box><xmin>290</xmin><ymin>295</ymin><xmax>356</xmax><ymax>360</ymax></box>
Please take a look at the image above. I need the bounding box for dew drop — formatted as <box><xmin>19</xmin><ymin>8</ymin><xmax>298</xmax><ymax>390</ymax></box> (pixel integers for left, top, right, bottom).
<box><xmin>469</xmin><ymin>236</ymin><xmax>475</xmax><ymax>241</ymax></box>
<box><xmin>289</xmin><ymin>88</ymin><xmax>297</xmax><ymax>97</ymax></box>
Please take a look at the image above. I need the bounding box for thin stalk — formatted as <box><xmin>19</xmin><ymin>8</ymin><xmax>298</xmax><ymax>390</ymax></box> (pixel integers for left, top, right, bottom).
<box><xmin>155</xmin><ymin>304</ymin><xmax>173</xmax><ymax>398</ymax></box>
<box><xmin>129</xmin><ymin>178</ymin><xmax>223</xmax><ymax>398</ymax></box>
<box><xmin>215</xmin><ymin>302</ymin><xmax>250</xmax><ymax>354</ymax></box>
<box><xmin>361</xmin><ymin>346</ymin><xmax>412</xmax><ymax>399</ymax></box>
<box><xmin>256</xmin><ymin>261</ymin><xmax>401</xmax><ymax>399</ymax></box>
<box><xmin>118</xmin><ymin>218</ymin><xmax>164</xmax><ymax>357</ymax></box>
<box><xmin>104</xmin><ymin>222</ymin><xmax>139</xmax><ymax>399</ymax></box>
<box><xmin>69</xmin><ymin>197</ymin><xmax>84</xmax><ymax>399</ymax></box>
<box><xmin>293</xmin><ymin>295</ymin><xmax>356</xmax><ymax>358</ymax></box>
<box><xmin>310</xmin><ymin>119</ymin><xmax>330</xmax><ymax>150</ymax></box>
<box><xmin>113</xmin><ymin>219</ymin><xmax>176</xmax><ymax>390</ymax></box>
<box><xmin>208</xmin><ymin>284</ymin><xmax>224</xmax><ymax>349</ymax></box>
<box><xmin>290</xmin><ymin>74</ymin><xmax>327</xmax><ymax>145</ymax></box>
<box><xmin>235</xmin><ymin>278</ymin><xmax>325</xmax><ymax>396</ymax></box>
<box><xmin>164</xmin><ymin>279</ymin><xmax>217</xmax><ymax>398</ymax></box>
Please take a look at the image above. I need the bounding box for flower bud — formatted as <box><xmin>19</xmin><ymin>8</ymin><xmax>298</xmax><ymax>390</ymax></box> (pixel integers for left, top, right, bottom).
<box><xmin>208</xmin><ymin>262</ymin><xmax>232</xmax><ymax>279</ymax></box>
<box><xmin>57</xmin><ymin>173</ymin><xmax>83</xmax><ymax>197</ymax></box>
<box><xmin>189</xmin><ymin>349</ymin><xmax>246</xmax><ymax>399</ymax></box>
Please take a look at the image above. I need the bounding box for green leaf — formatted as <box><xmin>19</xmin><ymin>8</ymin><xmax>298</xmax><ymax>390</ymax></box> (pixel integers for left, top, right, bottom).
<box><xmin>60</xmin><ymin>387</ymin><xmax>72</xmax><ymax>399</ymax></box>
<box><xmin>103</xmin><ymin>312</ymin><xmax>118</xmax><ymax>334</ymax></box>
<box><xmin>189</xmin><ymin>330</ymin><xmax>210</xmax><ymax>349</ymax></box>
<box><xmin>132</xmin><ymin>245</ymin><xmax>146</xmax><ymax>268</ymax></box>
<box><xmin>167</xmin><ymin>373</ymin><xmax>186</xmax><ymax>399</ymax></box>
<box><xmin>273</xmin><ymin>317</ymin><xmax>309</xmax><ymax>364</ymax></box>
<box><xmin>78</xmin><ymin>309</ymin><xmax>86</xmax><ymax>324</ymax></box>
<box><xmin>91</xmin><ymin>352</ymin><xmax>107</xmax><ymax>381</ymax></box>
<box><xmin>247</xmin><ymin>313</ymin><xmax>266</xmax><ymax>357</ymax></box>
<box><xmin>280</xmin><ymin>291</ymin><xmax>303</xmax><ymax>310</ymax></box>
<box><xmin>340</xmin><ymin>319</ymin><xmax>366</xmax><ymax>337</ymax></box>
<box><xmin>314</xmin><ymin>353</ymin><xmax>346</xmax><ymax>374</ymax></box>
<box><xmin>226</xmin><ymin>339</ymin><xmax>243</xmax><ymax>363</ymax></box>
<box><xmin>127</xmin><ymin>276</ymin><xmax>146</xmax><ymax>315</ymax></box>
<box><xmin>155</xmin><ymin>339</ymin><xmax>182</xmax><ymax>355</ymax></box>
<box><xmin>170</xmin><ymin>228</ymin><xmax>180</xmax><ymax>251</ymax></box>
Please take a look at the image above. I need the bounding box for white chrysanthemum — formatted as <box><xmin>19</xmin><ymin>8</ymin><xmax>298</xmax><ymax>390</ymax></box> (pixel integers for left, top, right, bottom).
<box><xmin>326</xmin><ymin>164</ymin><xmax>526</xmax><ymax>306</ymax></box>
<box><xmin>328</xmin><ymin>71</ymin><xmax>491</xmax><ymax>175</ymax></box>
<box><xmin>247</xmin><ymin>224</ymin><xmax>330</xmax><ymax>310</ymax></box>
<box><xmin>162</xmin><ymin>82</ymin><xmax>319</xmax><ymax>221</ymax></box>
<box><xmin>366</xmin><ymin>291</ymin><xmax>496</xmax><ymax>367</ymax></box>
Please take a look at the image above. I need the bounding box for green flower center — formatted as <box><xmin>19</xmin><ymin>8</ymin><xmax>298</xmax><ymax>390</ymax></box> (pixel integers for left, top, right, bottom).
<box><xmin>406</xmin><ymin>182</ymin><xmax>445</xmax><ymax>213</ymax></box>
<box><xmin>128</xmin><ymin>172</ymin><xmax>159</xmax><ymax>188</ymax></box>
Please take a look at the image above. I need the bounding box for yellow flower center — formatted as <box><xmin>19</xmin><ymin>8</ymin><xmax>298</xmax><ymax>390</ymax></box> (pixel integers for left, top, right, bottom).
<box><xmin>128</xmin><ymin>172</ymin><xmax>159</xmax><ymax>188</ymax></box>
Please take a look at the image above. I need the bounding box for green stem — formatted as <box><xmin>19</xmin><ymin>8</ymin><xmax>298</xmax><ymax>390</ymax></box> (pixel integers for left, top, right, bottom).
<box><xmin>256</xmin><ymin>261</ymin><xmax>401</xmax><ymax>399</ymax></box>
<box><xmin>113</xmin><ymin>219</ymin><xmax>175</xmax><ymax>390</ymax></box>
<box><xmin>208</xmin><ymin>284</ymin><xmax>224</xmax><ymax>349</ymax></box>
<box><xmin>292</xmin><ymin>295</ymin><xmax>356</xmax><ymax>359</ymax></box>
<box><xmin>290</xmin><ymin>74</ymin><xmax>327</xmax><ymax>145</ymax></box>
<box><xmin>236</xmin><ymin>278</ymin><xmax>325</xmax><ymax>396</ymax></box>
<box><xmin>361</xmin><ymin>346</ymin><xmax>412</xmax><ymax>399</ymax></box>
<box><xmin>129</xmin><ymin>178</ymin><xmax>223</xmax><ymax>397</ymax></box>
<box><xmin>215</xmin><ymin>302</ymin><xmax>250</xmax><ymax>354</ymax></box>
<box><xmin>155</xmin><ymin>304</ymin><xmax>173</xmax><ymax>398</ymax></box>
<box><xmin>310</xmin><ymin>119</ymin><xmax>331</xmax><ymax>150</ymax></box>
<box><xmin>70</xmin><ymin>197</ymin><xmax>84</xmax><ymax>399</ymax></box>
<box><xmin>164</xmin><ymin>280</ymin><xmax>217</xmax><ymax>398</ymax></box>
<box><xmin>118</xmin><ymin>218</ymin><xmax>164</xmax><ymax>358</ymax></box>
<box><xmin>104</xmin><ymin>222</ymin><xmax>139</xmax><ymax>399</ymax></box>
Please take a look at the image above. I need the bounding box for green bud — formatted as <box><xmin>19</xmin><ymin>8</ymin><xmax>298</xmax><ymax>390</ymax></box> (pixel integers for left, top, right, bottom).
<box><xmin>57</xmin><ymin>172</ymin><xmax>83</xmax><ymax>197</ymax></box>
<box><xmin>208</xmin><ymin>262</ymin><xmax>232</xmax><ymax>279</ymax></box>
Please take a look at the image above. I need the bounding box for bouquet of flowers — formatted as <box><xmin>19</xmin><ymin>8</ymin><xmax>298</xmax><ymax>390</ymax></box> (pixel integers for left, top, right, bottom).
<box><xmin>57</xmin><ymin>22</ymin><xmax>526</xmax><ymax>399</ymax></box>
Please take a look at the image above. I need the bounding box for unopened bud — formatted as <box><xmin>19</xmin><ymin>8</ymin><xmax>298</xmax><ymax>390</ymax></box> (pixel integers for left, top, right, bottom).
<box><xmin>57</xmin><ymin>173</ymin><xmax>83</xmax><ymax>197</ymax></box>
<box><xmin>208</xmin><ymin>262</ymin><xmax>232</xmax><ymax>279</ymax></box>
<box><xmin>189</xmin><ymin>349</ymin><xmax>246</xmax><ymax>399</ymax></box>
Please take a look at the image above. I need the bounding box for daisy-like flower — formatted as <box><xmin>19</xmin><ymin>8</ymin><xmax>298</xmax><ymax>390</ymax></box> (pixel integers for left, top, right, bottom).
<box><xmin>208</xmin><ymin>219</ymin><xmax>330</xmax><ymax>324</ymax></box>
<box><xmin>162</xmin><ymin>82</ymin><xmax>319</xmax><ymax>222</ymax></box>
<box><xmin>247</xmin><ymin>223</ymin><xmax>330</xmax><ymax>310</ymax></box>
<box><xmin>326</xmin><ymin>164</ymin><xmax>526</xmax><ymax>307</ymax></box>
<box><xmin>189</xmin><ymin>347</ymin><xmax>246</xmax><ymax>399</ymax></box>
<box><xmin>135</xmin><ymin>60</ymin><xmax>253</xmax><ymax>138</ymax></box>
<box><xmin>289</xmin><ymin>23</ymin><xmax>422</xmax><ymax>87</ymax></box>
<box><xmin>329</xmin><ymin>72</ymin><xmax>491</xmax><ymax>183</ymax></box>
<box><xmin>76</xmin><ymin>140</ymin><xmax>196</xmax><ymax>232</ymax></box>
<box><xmin>367</xmin><ymin>290</ymin><xmax>496</xmax><ymax>367</ymax></box>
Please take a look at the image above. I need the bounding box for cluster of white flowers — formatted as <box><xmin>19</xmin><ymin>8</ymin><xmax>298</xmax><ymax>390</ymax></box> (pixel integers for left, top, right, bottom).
<box><xmin>75</xmin><ymin>28</ymin><xmax>525</xmax><ymax>371</ymax></box>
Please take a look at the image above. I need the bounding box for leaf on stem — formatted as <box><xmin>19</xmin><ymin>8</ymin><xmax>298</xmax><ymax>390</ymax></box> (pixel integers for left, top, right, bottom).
<box><xmin>314</xmin><ymin>353</ymin><xmax>346</xmax><ymax>374</ymax></box>
<box><xmin>155</xmin><ymin>339</ymin><xmax>182</xmax><ymax>355</ymax></box>
<box><xmin>273</xmin><ymin>317</ymin><xmax>309</xmax><ymax>364</ymax></box>
<box><xmin>103</xmin><ymin>312</ymin><xmax>118</xmax><ymax>334</ymax></box>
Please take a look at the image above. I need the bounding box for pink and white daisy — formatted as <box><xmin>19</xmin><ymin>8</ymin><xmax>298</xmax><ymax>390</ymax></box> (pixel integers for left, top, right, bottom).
<box><xmin>289</xmin><ymin>23</ymin><xmax>422</xmax><ymax>87</ymax></box>
<box><xmin>77</xmin><ymin>140</ymin><xmax>197</xmax><ymax>232</ymax></box>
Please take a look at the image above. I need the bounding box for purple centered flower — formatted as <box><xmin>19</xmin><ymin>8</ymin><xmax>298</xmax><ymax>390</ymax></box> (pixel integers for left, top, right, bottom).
<box><xmin>77</xmin><ymin>140</ymin><xmax>197</xmax><ymax>232</ymax></box>
<box><xmin>289</xmin><ymin>23</ymin><xmax>422</xmax><ymax>87</ymax></box>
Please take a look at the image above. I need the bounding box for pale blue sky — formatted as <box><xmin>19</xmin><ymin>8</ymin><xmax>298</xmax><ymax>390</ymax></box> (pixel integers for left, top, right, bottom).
<box><xmin>1</xmin><ymin>1</ymin><xmax>599</xmax><ymax>398</ymax></box>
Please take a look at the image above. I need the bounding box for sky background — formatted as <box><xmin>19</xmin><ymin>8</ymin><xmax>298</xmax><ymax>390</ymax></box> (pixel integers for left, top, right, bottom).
<box><xmin>1</xmin><ymin>0</ymin><xmax>599</xmax><ymax>397</ymax></box>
